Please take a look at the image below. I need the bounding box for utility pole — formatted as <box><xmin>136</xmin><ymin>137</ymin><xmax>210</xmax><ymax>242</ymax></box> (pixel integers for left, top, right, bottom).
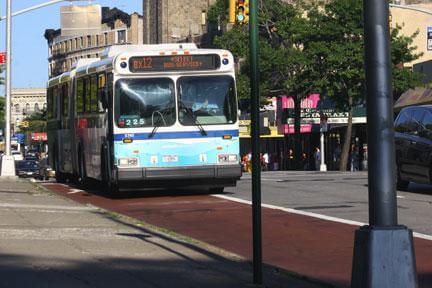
<box><xmin>1</xmin><ymin>0</ymin><xmax>16</xmax><ymax>177</ymax></box>
<box><xmin>351</xmin><ymin>1</ymin><xmax>417</xmax><ymax>287</ymax></box>
<box><xmin>249</xmin><ymin>0</ymin><xmax>262</xmax><ymax>285</ymax></box>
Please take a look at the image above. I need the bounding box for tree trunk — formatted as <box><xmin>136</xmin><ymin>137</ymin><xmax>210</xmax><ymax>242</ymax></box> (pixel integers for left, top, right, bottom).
<box><xmin>339</xmin><ymin>96</ymin><xmax>353</xmax><ymax>171</ymax></box>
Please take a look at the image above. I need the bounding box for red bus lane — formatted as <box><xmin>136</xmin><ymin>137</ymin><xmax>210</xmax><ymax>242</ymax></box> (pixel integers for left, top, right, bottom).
<box><xmin>43</xmin><ymin>183</ymin><xmax>432</xmax><ymax>287</ymax></box>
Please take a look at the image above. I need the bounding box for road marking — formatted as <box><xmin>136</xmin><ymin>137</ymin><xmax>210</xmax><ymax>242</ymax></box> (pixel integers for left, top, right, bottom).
<box><xmin>397</xmin><ymin>195</ymin><xmax>405</xmax><ymax>199</ymax></box>
<box><xmin>0</xmin><ymin>203</ymin><xmax>96</xmax><ymax>211</ymax></box>
<box><xmin>213</xmin><ymin>194</ymin><xmax>432</xmax><ymax>241</ymax></box>
<box><xmin>67</xmin><ymin>189</ymin><xmax>84</xmax><ymax>194</ymax></box>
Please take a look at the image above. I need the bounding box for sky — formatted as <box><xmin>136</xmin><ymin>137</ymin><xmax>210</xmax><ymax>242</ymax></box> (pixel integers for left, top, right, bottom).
<box><xmin>0</xmin><ymin>0</ymin><xmax>142</xmax><ymax>93</ymax></box>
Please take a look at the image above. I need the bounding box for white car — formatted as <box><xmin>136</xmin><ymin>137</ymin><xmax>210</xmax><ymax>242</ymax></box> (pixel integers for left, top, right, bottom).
<box><xmin>12</xmin><ymin>151</ymin><xmax>23</xmax><ymax>161</ymax></box>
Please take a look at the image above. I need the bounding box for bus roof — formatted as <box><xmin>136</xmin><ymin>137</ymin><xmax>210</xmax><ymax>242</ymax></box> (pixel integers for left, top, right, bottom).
<box><xmin>100</xmin><ymin>43</ymin><xmax>199</xmax><ymax>59</ymax></box>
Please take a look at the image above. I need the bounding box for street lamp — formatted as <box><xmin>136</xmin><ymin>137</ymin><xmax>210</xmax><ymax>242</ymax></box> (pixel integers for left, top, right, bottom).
<box><xmin>0</xmin><ymin>0</ymin><xmax>83</xmax><ymax>177</ymax></box>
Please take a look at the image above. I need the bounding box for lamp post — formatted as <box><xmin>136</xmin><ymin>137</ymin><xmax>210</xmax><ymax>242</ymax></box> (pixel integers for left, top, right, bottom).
<box><xmin>0</xmin><ymin>0</ymin><xmax>83</xmax><ymax>177</ymax></box>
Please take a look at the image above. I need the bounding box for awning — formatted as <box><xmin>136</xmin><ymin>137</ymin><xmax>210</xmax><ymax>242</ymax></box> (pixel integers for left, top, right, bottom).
<box><xmin>394</xmin><ymin>88</ymin><xmax>432</xmax><ymax>111</ymax></box>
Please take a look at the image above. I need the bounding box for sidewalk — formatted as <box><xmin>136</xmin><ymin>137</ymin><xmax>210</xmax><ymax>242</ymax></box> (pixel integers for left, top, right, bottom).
<box><xmin>0</xmin><ymin>178</ymin><xmax>322</xmax><ymax>288</ymax></box>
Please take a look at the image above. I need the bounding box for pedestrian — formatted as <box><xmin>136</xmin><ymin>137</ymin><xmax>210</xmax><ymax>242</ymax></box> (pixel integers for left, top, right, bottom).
<box><xmin>314</xmin><ymin>147</ymin><xmax>321</xmax><ymax>171</ymax></box>
<box><xmin>333</xmin><ymin>144</ymin><xmax>341</xmax><ymax>170</ymax></box>
<box><xmin>349</xmin><ymin>144</ymin><xmax>359</xmax><ymax>171</ymax></box>
<box><xmin>262</xmin><ymin>152</ymin><xmax>269</xmax><ymax>171</ymax></box>
<box><xmin>288</xmin><ymin>149</ymin><xmax>294</xmax><ymax>170</ymax></box>
<box><xmin>302</xmin><ymin>152</ymin><xmax>309</xmax><ymax>170</ymax></box>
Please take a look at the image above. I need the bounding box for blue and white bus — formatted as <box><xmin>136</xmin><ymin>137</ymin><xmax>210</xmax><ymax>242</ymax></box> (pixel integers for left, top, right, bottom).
<box><xmin>47</xmin><ymin>44</ymin><xmax>241</xmax><ymax>194</ymax></box>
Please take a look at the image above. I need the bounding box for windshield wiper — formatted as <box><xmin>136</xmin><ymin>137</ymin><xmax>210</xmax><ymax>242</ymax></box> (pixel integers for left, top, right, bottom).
<box><xmin>148</xmin><ymin>109</ymin><xmax>169</xmax><ymax>138</ymax></box>
<box><xmin>179</xmin><ymin>102</ymin><xmax>207</xmax><ymax>136</ymax></box>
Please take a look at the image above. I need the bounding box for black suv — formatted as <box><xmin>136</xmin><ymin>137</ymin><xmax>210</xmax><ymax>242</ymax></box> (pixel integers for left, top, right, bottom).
<box><xmin>394</xmin><ymin>105</ymin><xmax>432</xmax><ymax>190</ymax></box>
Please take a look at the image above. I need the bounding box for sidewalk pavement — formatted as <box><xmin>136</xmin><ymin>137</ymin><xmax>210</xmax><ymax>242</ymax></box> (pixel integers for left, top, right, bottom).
<box><xmin>0</xmin><ymin>178</ymin><xmax>323</xmax><ymax>288</ymax></box>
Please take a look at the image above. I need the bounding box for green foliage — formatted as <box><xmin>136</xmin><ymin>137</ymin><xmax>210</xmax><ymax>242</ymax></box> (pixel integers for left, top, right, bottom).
<box><xmin>19</xmin><ymin>110</ymin><xmax>47</xmax><ymax>133</ymax></box>
<box><xmin>210</xmin><ymin>0</ymin><xmax>422</xmax><ymax>110</ymax></box>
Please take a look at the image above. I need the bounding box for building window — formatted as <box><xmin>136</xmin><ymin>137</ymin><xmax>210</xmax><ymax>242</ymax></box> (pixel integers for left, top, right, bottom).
<box><xmin>80</xmin><ymin>37</ymin><xmax>83</xmax><ymax>48</ymax></box>
<box><xmin>25</xmin><ymin>103</ymin><xmax>30</xmax><ymax>114</ymax></box>
<box><xmin>87</xmin><ymin>35</ymin><xmax>92</xmax><ymax>47</ymax></box>
<box><xmin>15</xmin><ymin>104</ymin><xmax>19</xmax><ymax>113</ymax></box>
<box><xmin>116</xmin><ymin>29</ymin><xmax>127</xmax><ymax>44</ymax></box>
<box><xmin>96</xmin><ymin>35</ymin><xmax>99</xmax><ymax>46</ymax></box>
<box><xmin>104</xmin><ymin>32</ymin><xmax>108</xmax><ymax>45</ymax></box>
<box><xmin>74</xmin><ymin>38</ymin><xmax>77</xmax><ymax>50</ymax></box>
<box><xmin>34</xmin><ymin>103</ymin><xmax>40</xmax><ymax>113</ymax></box>
<box><xmin>43</xmin><ymin>103</ymin><xmax>47</xmax><ymax>111</ymax></box>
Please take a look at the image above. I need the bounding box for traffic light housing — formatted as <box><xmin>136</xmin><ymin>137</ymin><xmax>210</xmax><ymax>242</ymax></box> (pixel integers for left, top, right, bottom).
<box><xmin>236</xmin><ymin>0</ymin><xmax>249</xmax><ymax>25</ymax></box>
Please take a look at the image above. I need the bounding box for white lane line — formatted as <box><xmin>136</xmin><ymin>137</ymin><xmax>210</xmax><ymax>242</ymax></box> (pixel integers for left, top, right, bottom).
<box><xmin>213</xmin><ymin>194</ymin><xmax>432</xmax><ymax>241</ymax></box>
<box><xmin>397</xmin><ymin>195</ymin><xmax>405</xmax><ymax>199</ymax></box>
<box><xmin>67</xmin><ymin>189</ymin><xmax>85</xmax><ymax>194</ymax></box>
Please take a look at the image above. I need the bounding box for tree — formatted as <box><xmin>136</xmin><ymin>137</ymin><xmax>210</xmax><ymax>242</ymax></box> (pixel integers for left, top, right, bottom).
<box><xmin>18</xmin><ymin>109</ymin><xmax>47</xmax><ymax>134</ymax></box>
<box><xmin>301</xmin><ymin>0</ymin><xmax>422</xmax><ymax>170</ymax></box>
<box><xmin>209</xmin><ymin>0</ymin><xmax>422</xmax><ymax>170</ymax></box>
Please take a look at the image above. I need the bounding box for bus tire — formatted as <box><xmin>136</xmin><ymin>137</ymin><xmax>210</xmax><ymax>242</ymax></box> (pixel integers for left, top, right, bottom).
<box><xmin>101</xmin><ymin>148</ymin><xmax>119</xmax><ymax>197</ymax></box>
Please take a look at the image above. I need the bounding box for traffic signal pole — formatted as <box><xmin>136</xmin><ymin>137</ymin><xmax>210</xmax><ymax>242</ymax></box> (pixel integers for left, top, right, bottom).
<box><xmin>351</xmin><ymin>1</ymin><xmax>417</xmax><ymax>287</ymax></box>
<box><xmin>249</xmin><ymin>0</ymin><xmax>262</xmax><ymax>285</ymax></box>
<box><xmin>0</xmin><ymin>0</ymin><xmax>16</xmax><ymax>177</ymax></box>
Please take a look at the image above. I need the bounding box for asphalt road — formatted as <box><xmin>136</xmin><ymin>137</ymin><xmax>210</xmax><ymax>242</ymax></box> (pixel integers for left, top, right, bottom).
<box><xmin>223</xmin><ymin>171</ymin><xmax>432</xmax><ymax>236</ymax></box>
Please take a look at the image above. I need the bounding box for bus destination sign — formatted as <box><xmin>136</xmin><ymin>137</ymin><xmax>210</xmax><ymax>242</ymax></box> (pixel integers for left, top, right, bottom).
<box><xmin>129</xmin><ymin>54</ymin><xmax>220</xmax><ymax>72</ymax></box>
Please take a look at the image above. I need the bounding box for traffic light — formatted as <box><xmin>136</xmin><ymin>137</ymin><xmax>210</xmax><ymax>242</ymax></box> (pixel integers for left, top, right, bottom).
<box><xmin>236</xmin><ymin>0</ymin><xmax>249</xmax><ymax>25</ymax></box>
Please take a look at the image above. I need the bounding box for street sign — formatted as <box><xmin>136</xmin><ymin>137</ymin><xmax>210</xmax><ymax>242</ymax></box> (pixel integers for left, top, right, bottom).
<box><xmin>428</xmin><ymin>27</ymin><xmax>432</xmax><ymax>51</ymax></box>
<box><xmin>0</xmin><ymin>52</ymin><xmax>5</xmax><ymax>64</ymax></box>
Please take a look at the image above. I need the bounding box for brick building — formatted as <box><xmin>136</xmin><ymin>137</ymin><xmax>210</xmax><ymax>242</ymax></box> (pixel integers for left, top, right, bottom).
<box><xmin>143</xmin><ymin>0</ymin><xmax>217</xmax><ymax>45</ymax></box>
<box><xmin>44</xmin><ymin>4</ymin><xmax>143</xmax><ymax>78</ymax></box>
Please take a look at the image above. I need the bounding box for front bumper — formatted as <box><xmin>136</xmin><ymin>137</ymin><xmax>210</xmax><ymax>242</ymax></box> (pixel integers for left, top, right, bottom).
<box><xmin>116</xmin><ymin>164</ymin><xmax>242</xmax><ymax>188</ymax></box>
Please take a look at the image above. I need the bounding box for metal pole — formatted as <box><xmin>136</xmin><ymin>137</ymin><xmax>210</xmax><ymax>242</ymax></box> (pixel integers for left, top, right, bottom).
<box><xmin>364</xmin><ymin>0</ymin><xmax>397</xmax><ymax>227</ymax></box>
<box><xmin>320</xmin><ymin>132</ymin><xmax>327</xmax><ymax>171</ymax></box>
<box><xmin>5</xmin><ymin>0</ymin><xmax>12</xmax><ymax>157</ymax></box>
<box><xmin>351</xmin><ymin>2</ymin><xmax>417</xmax><ymax>286</ymax></box>
<box><xmin>249</xmin><ymin>0</ymin><xmax>262</xmax><ymax>284</ymax></box>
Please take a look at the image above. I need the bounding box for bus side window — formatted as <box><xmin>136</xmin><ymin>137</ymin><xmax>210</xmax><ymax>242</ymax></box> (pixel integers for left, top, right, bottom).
<box><xmin>47</xmin><ymin>88</ymin><xmax>53</xmax><ymax>119</ymax></box>
<box><xmin>90</xmin><ymin>75</ymin><xmax>98</xmax><ymax>113</ymax></box>
<box><xmin>62</xmin><ymin>83</ymin><xmax>69</xmax><ymax>117</ymax></box>
<box><xmin>77</xmin><ymin>78</ymin><xmax>84</xmax><ymax>114</ymax></box>
<box><xmin>53</xmin><ymin>86</ymin><xmax>58</xmax><ymax>119</ymax></box>
<box><xmin>85</xmin><ymin>77</ymin><xmax>91</xmax><ymax>113</ymax></box>
<box><xmin>98</xmin><ymin>73</ymin><xmax>106</xmax><ymax>112</ymax></box>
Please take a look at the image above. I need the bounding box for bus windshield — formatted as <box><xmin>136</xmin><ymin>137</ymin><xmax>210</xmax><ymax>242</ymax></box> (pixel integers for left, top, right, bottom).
<box><xmin>115</xmin><ymin>78</ymin><xmax>175</xmax><ymax>128</ymax></box>
<box><xmin>178</xmin><ymin>76</ymin><xmax>237</xmax><ymax>125</ymax></box>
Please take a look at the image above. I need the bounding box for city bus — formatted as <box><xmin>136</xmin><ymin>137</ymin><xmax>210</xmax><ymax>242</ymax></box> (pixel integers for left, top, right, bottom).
<box><xmin>47</xmin><ymin>44</ymin><xmax>241</xmax><ymax>194</ymax></box>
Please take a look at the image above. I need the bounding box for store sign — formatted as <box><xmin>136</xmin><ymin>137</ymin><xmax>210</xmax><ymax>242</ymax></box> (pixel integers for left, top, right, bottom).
<box><xmin>0</xmin><ymin>52</ymin><xmax>5</xmax><ymax>65</ymax></box>
<box><xmin>31</xmin><ymin>132</ymin><xmax>47</xmax><ymax>141</ymax></box>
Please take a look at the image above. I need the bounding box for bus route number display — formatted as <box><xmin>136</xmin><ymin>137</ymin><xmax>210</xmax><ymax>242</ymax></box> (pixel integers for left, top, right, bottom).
<box><xmin>129</xmin><ymin>54</ymin><xmax>220</xmax><ymax>72</ymax></box>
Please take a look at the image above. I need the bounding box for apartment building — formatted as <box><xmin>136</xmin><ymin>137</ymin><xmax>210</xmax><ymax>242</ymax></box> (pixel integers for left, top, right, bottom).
<box><xmin>44</xmin><ymin>4</ymin><xmax>143</xmax><ymax>78</ymax></box>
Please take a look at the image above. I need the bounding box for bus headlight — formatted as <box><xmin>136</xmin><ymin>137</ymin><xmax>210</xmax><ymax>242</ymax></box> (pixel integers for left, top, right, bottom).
<box><xmin>218</xmin><ymin>154</ymin><xmax>238</xmax><ymax>163</ymax></box>
<box><xmin>118</xmin><ymin>157</ymin><xmax>139</xmax><ymax>167</ymax></box>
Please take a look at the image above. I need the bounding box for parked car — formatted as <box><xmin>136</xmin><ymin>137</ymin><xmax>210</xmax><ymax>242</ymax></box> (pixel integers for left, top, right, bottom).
<box><xmin>394</xmin><ymin>105</ymin><xmax>432</xmax><ymax>190</ymax></box>
<box><xmin>12</xmin><ymin>150</ymin><xmax>23</xmax><ymax>161</ymax></box>
<box><xmin>15</xmin><ymin>160</ymin><xmax>40</xmax><ymax>178</ymax></box>
<box><xmin>24</xmin><ymin>155</ymin><xmax>39</xmax><ymax>161</ymax></box>
<box><xmin>38</xmin><ymin>157</ymin><xmax>55</xmax><ymax>180</ymax></box>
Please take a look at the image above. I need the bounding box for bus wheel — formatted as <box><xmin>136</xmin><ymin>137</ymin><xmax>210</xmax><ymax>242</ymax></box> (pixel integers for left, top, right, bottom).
<box><xmin>101</xmin><ymin>151</ymin><xmax>119</xmax><ymax>197</ymax></box>
<box><xmin>209</xmin><ymin>187</ymin><xmax>224</xmax><ymax>194</ymax></box>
